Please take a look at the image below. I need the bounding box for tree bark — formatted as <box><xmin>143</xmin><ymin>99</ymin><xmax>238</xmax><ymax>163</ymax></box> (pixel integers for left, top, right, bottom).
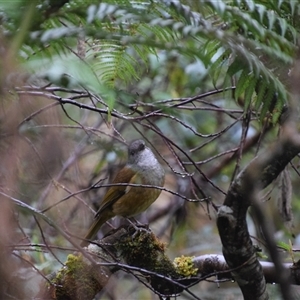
<box><xmin>217</xmin><ymin>129</ymin><xmax>300</xmax><ymax>300</ymax></box>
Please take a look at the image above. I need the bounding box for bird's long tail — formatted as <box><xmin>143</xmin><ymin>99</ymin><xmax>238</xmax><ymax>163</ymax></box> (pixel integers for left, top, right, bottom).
<box><xmin>80</xmin><ymin>213</ymin><xmax>112</xmax><ymax>247</ymax></box>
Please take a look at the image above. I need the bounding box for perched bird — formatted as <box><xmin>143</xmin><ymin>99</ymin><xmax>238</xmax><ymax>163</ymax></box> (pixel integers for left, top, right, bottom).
<box><xmin>81</xmin><ymin>139</ymin><xmax>165</xmax><ymax>246</ymax></box>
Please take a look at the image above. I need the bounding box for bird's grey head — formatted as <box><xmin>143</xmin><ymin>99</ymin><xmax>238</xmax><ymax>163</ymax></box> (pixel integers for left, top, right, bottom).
<box><xmin>128</xmin><ymin>139</ymin><xmax>146</xmax><ymax>163</ymax></box>
<box><xmin>127</xmin><ymin>139</ymin><xmax>157</xmax><ymax>167</ymax></box>
<box><xmin>127</xmin><ymin>139</ymin><xmax>164</xmax><ymax>184</ymax></box>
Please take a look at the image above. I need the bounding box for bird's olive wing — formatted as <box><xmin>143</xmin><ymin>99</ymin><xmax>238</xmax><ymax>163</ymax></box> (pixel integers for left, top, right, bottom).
<box><xmin>94</xmin><ymin>166</ymin><xmax>137</xmax><ymax>218</ymax></box>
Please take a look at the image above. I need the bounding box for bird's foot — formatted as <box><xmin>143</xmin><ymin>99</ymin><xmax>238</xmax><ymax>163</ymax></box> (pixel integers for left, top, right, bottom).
<box><xmin>127</xmin><ymin>218</ymin><xmax>151</xmax><ymax>237</ymax></box>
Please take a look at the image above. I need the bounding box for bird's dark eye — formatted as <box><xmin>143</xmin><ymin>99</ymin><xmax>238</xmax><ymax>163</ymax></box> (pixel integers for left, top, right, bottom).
<box><xmin>128</xmin><ymin>139</ymin><xmax>145</xmax><ymax>156</ymax></box>
<box><xmin>138</xmin><ymin>143</ymin><xmax>145</xmax><ymax>151</ymax></box>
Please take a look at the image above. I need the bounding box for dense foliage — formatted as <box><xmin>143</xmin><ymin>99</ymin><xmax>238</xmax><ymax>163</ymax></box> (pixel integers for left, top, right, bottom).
<box><xmin>0</xmin><ymin>0</ymin><xmax>300</xmax><ymax>299</ymax></box>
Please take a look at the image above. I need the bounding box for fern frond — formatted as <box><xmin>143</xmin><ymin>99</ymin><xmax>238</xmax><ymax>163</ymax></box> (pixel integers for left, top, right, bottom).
<box><xmin>271</xmin><ymin>96</ymin><xmax>285</xmax><ymax>123</ymax></box>
<box><xmin>244</xmin><ymin>75</ymin><xmax>258</xmax><ymax>109</ymax></box>
<box><xmin>234</xmin><ymin>69</ymin><xmax>253</xmax><ymax>100</ymax></box>
<box><xmin>209</xmin><ymin>48</ymin><xmax>231</xmax><ymax>86</ymax></box>
<box><xmin>254</xmin><ymin>77</ymin><xmax>268</xmax><ymax>111</ymax></box>
<box><xmin>260</xmin><ymin>83</ymin><xmax>276</xmax><ymax>121</ymax></box>
<box><xmin>2</xmin><ymin>0</ymin><xmax>297</xmax><ymax>117</ymax></box>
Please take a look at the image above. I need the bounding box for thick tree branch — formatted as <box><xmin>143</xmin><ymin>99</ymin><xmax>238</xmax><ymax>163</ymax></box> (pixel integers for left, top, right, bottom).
<box><xmin>217</xmin><ymin>128</ymin><xmax>300</xmax><ymax>300</ymax></box>
<box><xmin>44</xmin><ymin>226</ymin><xmax>300</xmax><ymax>300</ymax></box>
<box><xmin>192</xmin><ymin>255</ymin><xmax>300</xmax><ymax>285</ymax></box>
<box><xmin>46</xmin><ymin>227</ymin><xmax>187</xmax><ymax>300</ymax></box>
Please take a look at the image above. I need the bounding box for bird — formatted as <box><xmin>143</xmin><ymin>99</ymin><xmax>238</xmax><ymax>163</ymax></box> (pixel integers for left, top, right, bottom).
<box><xmin>81</xmin><ymin>139</ymin><xmax>165</xmax><ymax>246</ymax></box>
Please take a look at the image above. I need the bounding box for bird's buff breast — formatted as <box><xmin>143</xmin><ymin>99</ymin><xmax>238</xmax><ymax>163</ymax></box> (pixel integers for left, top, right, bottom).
<box><xmin>112</xmin><ymin>178</ymin><xmax>163</xmax><ymax>217</ymax></box>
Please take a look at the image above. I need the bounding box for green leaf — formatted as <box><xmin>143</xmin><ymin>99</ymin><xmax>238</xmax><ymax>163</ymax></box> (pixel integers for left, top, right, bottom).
<box><xmin>277</xmin><ymin>240</ymin><xmax>291</xmax><ymax>252</ymax></box>
<box><xmin>235</xmin><ymin>69</ymin><xmax>252</xmax><ymax>101</ymax></box>
<box><xmin>254</xmin><ymin>77</ymin><xmax>268</xmax><ymax>111</ymax></box>
<box><xmin>244</xmin><ymin>75</ymin><xmax>257</xmax><ymax>109</ymax></box>
<box><xmin>260</xmin><ymin>84</ymin><xmax>275</xmax><ymax>121</ymax></box>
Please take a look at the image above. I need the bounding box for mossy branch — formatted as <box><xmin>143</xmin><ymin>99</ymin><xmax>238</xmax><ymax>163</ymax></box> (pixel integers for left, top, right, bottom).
<box><xmin>45</xmin><ymin>226</ymin><xmax>192</xmax><ymax>299</ymax></box>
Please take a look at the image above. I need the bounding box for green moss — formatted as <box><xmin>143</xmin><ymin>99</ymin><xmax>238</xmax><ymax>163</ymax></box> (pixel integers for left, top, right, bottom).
<box><xmin>119</xmin><ymin>231</ymin><xmax>167</xmax><ymax>269</ymax></box>
<box><xmin>115</xmin><ymin>229</ymin><xmax>183</xmax><ymax>295</ymax></box>
<box><xmin>173</xmin><ymin>255</ymin><xmax>198</xmax><ymax>277</ymax></box>
<box><xmin>49</xmin><ymin>254</ymin><xmax>103</xmax><ymax>300</ymax></box>
<box><xmin>65</xmin><ymin>254</ymin><xmax>85</xmax><ymax>275</ymax></box>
